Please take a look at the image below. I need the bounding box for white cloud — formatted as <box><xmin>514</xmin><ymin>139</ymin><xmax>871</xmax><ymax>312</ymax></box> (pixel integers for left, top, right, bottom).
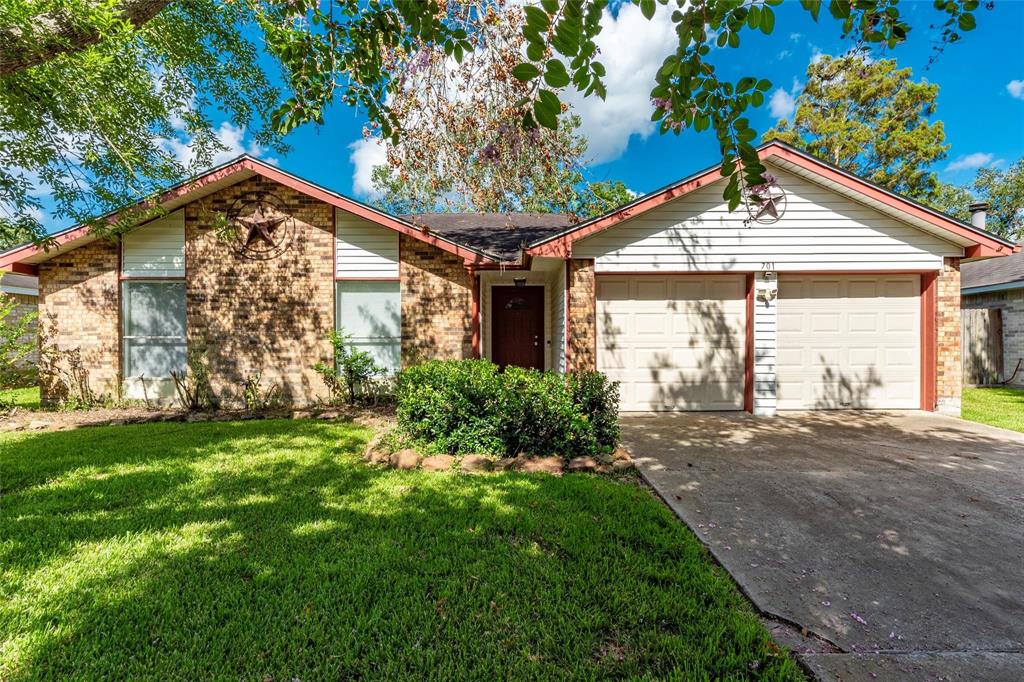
<box><xmin>564</xmin><ymin>2</ymin><xmax>678</xmax><ymax>164</ymax></box>
<box><xmin>349</xmin><ymin>137</ymin><xmax>387</xmax><ymax>197</ymax></box>
<box><xmin>768</xmin><ymin>77</ymin><xmax>801</xmax><ymax>120</ymax></box>
<box><xmin>160</xmin><ymin>121</ymin><xmax>277</xmax><ymax>170</ymax></box>
<box><xmin>769</xmin><ymin>88</ymin><xmax>796</xmax><ymax>120</ymax></box>
<box><xmin>945</xmin><ymin>152</ymin><xmax>996</xmax><ymax>172</ymax></box>
<box><xmin>1007</xmin><ymin>79</ymin><xmax>1024</xmax><ymax>100</ymax></box>
<box><xmin>775</xmin><ymin>49</ymin><xmax>792</xmax><ymax>61</ymax></box>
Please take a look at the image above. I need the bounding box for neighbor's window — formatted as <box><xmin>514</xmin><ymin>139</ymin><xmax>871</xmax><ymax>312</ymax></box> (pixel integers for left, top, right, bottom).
<box><xmin>336</xmin><ymin>280</ymin><xmax>401</xmax><ymax>373</ymax></box>
<box><xmin>122</xmin><ymin>281</ymin><xmax>186</xmax><ymax>378</ymax></box>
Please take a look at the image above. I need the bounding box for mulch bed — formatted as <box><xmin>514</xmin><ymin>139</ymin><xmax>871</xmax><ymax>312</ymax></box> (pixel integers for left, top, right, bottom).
<box><xmin>0</xmin><ymin>405</ymin><xmax>392</xmax><ymax>434</ymax></box>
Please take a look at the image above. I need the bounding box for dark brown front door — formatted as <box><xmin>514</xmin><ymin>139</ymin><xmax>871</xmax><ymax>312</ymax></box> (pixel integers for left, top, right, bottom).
<box><xmin>491</xmin><ymin>285</ymin><xmax>545</xmax><ymax>369</ymax></box>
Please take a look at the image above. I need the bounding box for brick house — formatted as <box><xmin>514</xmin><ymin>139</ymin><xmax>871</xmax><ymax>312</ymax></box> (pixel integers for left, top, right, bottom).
<box><xmin>962</xmin><ymin>250</ymin><xmax>1024</xmax><ymax>386</ymax></box>
<box><xmin>0</xmin><ymin>142</ymin><xmax>1016</xmax><ymax>414</ymax></box>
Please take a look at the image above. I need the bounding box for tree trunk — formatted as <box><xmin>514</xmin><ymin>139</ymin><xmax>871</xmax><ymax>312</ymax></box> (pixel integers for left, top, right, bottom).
<box><xmin>0</xmin><ymin>0</ymin><xmax>172</xmax><ymax>78</ymax></box>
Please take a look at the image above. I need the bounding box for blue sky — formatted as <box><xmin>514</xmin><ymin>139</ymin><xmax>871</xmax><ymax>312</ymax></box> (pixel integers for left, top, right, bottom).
<box><xmin>276</xmin><ymin>1</ymin><xmax>1024</xmax><ymax>201</ymax></box>
<box><xmin>40</xmin><ymin>0</ymin><xmax>1024</xmax><ymax>232</ymax></box>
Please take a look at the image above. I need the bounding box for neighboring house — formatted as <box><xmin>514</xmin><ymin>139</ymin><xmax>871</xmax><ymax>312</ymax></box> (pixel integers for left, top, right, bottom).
<box><xmin>1</xmin><ymin>271</ymin><xmax>39</xmax><ymax>366</ymax></box>
<box><xmin>0</xmin><ymin>141</ymin><xmax>1016</xmax><ymax>413</ymax></box>
<box><xmin>962</xmin><ymin>249</ymin><xmax>1024</xmax><ymax>386</ymax></box>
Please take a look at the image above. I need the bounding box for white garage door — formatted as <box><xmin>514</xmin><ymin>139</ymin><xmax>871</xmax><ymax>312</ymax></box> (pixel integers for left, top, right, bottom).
<box><xmin>597</xmin><ymin>275</ymin><xmax>746</xmax><ymax>411</ymax></box>
<box><xmin>776</xmin><ymin>275</ymin><xmax>920</xmax><ymax>410</ymax></box>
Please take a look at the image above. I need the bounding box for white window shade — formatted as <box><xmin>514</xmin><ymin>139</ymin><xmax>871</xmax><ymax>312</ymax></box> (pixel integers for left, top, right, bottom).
<box><xmin>336</xmin><ymin>281</ymin><xmax>401</xmax><ymax>373</ymax></box>
<box><xmin>123</xmin><ymin>281</ymin><xmax>186</xmax><ymax>378</ymax></box>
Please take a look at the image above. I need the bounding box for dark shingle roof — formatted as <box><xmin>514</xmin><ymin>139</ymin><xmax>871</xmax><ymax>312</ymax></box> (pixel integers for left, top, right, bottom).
<box><xmin>402</xmin><ymin>212</ymin><xmax>576</xmax><ymax>262</ymax></box>
<box><xmin>962</xmin><ymin>251</ymin><xmax>1024</xmax><ymax>291</ymax></box>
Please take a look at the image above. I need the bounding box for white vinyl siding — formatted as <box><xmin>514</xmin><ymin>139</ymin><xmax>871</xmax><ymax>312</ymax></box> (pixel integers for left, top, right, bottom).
<box><xmin>776</xmin><ymin>275</ymin><xmax>920</xmax><ymax>410</ymax></box>
<box><xmin>335</xmin><ymin>211</ymin><xmax>399</xmax><ymax>278</ymax></box>
<box><xmin>336</xmin><ymin>280</ymin><xmax>401</xmax><ymax>373</ymax></box>
<box><xmin>597</xmin><ymin>275</ymin><xmax>746</xmax><ymax>411</ymax></box>
<box><xmin>551</xmin><ymin>262</ymin><xmax>567</xmax><ymax>373</ymax></box>
<box><xmin>753</xmin><ymin>275</ymin><xmax>777</xmax><ymax>415</ymax></box>
<box><xmin>574</xmin><ymin>165</ymin><xmax>962</xmax><ymax>272</ymax></box>
<box><xmin>121</xmin><ymin>211</ymin><xmax>185</xmax><ymax>278</ymax></box>
<box><xmin>122</xmin><ymin>281</ymin><xmax>186</xmax><ymax>381</ymax></box>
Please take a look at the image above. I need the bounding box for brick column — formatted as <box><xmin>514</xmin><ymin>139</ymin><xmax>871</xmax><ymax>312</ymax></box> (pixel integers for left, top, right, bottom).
<box><xmin>567</xmin><ymin>258</ymin><xmax>596</xmax><ymax>372</ymax></box>
<box><xmin>37</xmin><ymin>240</ymin><xmax>120</xmax><ymax>404</ymax></box>
<box><xmin>936</xmin><ymin>257</ymin><xmax>962</xmax><ymax>415</ymax></box>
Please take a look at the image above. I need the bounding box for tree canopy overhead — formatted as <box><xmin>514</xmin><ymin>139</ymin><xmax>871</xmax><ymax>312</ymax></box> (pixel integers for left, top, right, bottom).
<box><xmin>0</xmin><ymin>0</ymin><xmax>987</xmax><ymax>250</ymax></box>
<box><xmin>764</xmin><ymin>52</ymin><xmax>949</xmax><ymax>200</ymax></box>
<box><xmin>931</xmin><ymin>161</ymin><xmax>1024</xmax><ymax>242</ymax></box>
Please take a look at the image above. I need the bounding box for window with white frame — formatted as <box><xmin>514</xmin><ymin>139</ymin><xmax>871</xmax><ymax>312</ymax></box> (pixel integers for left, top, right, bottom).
<box><xmin>122</xmin><ymin>281</ymin><xmax>187</xmax><ymax>379</ymax></box>
<box><xmin>335</xmin><ymin>280</ymin><xmax>401</xmax><ymax>373</ymax></box>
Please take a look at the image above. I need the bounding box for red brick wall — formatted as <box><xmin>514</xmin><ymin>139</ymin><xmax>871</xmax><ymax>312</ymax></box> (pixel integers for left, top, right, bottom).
<box><xmin>185</xmin><ymin>177</ymin><xmax>334</xmax><ymax>406</ymax></box>
<box><xmin>567</xmin><ymin>258</ymin><xmax>596</xmax><ymax>372</ymax></box>
<box><xmin>399</xmin><ymin>234</ymin><xmax>473</xmax><ymax>363</ymax></box>
<box><xmin>37</xmin><ymin>239</ymin><xmax>120</xmax><ymax>403</ymax></box>
<box><xmin>936</xmin><ymin>257</ymin><xmax>962</xmax><ymax>414</ymax></box>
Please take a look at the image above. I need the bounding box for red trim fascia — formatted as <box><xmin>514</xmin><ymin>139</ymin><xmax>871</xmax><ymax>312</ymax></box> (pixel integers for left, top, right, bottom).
<box><xmin>243</xmin><ymin>160</ymin><xmax>492</xmax><ymax>264</ymax></box>
<box><xmin>1</xmin><ymin>157</ymin><xmax>499</xmax><ymax>272</ymax></box>
<box><xmin>744</xmin><ymin>273</ymin><xmax>754</xmax><ymax>413</ymax></box>
<box><xmin>469</xmin><ymin>266</ymin><xmax>481</xmax><ymax>359</ymax></box>
<box><xmin>525</xmin><ymin>142</ymin><xmax>1018</xmax><ymax>260</ymax></box>
<box><xmin>530</xmin><ymin>165</ymin><xmax>724</xmax><ymax>258</ymax></box>
<box><xmin>762</xmin><ymin>146</ymin><xmax>1016</xmax><ymax>258</ymax></box>
<box><xmin>7</xmin><ymin>261</ymin><xmax>39</xmax><ymax>275</ymax></box>
<box><xmin>1</xmin><ymin>162</ymin><xmax>251</xmax><ymax>270</ymax></box>
<box><xmin>920</xmin><ymin>272</ymin><xmax>937</xmax><ymax>412</ymax></box>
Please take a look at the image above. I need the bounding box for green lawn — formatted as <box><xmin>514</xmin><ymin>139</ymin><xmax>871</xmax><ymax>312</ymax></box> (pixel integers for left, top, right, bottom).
<box><xmin>963</xmin><ymin>386</ymin><xmax>1024</xmax><ymax>433</ymax></box>
<box><xmin>0</xmin><ymin>386</ymin><xmax>40</xmax><ymax>410</ymax></box>
<box><xmin>0</xmin><ymin>419</ymin><xmax>800</xmax><ymax>680</ymax></box>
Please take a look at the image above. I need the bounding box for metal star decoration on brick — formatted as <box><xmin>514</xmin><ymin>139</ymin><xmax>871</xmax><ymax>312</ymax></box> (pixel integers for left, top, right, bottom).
<box><xmin>226</xmin><ymin>192</ymin><xmax>295</xmax><ymax>260</ymax></box>
<box><xmin>235</xmin><ymin>203</ymin><xmax>288</xmax><ymax>248</ymax></box>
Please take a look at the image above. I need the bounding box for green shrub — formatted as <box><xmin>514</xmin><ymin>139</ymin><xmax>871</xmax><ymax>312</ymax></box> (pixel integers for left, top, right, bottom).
<box><xmin>395</xmin><ymin>359</ymin><xmax>619</xmax><ymax>458</ymax></box>
<box><xmin>569</xmin><ymin>370</ymin><xmax>621</xmax><ymax>450</ymax></box>
<box><xmin>314</xmin><ymin>329</ymin><xmax>383</xmax><ymax>406</ymax></box>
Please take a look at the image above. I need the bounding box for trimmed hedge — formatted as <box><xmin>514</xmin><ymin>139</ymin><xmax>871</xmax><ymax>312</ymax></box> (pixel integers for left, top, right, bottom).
<box><xmin>395</xmin><ymin>360</ymin><xmax>620</xmax><ymax>458</ymax></box>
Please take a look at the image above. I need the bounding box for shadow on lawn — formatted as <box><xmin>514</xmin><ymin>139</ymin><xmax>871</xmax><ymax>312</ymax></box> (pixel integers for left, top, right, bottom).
<box><xmin>0</xmin><ymin>419</ymin><xmax>802</xmax><ymax>681</ymax></box>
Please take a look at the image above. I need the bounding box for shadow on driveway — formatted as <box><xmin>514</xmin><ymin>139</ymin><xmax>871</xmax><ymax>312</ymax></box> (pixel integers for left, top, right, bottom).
<box><xmin>621</xmin><ymin>411</ymin><xmax>1024</xmax><ymax>681</ymax></box>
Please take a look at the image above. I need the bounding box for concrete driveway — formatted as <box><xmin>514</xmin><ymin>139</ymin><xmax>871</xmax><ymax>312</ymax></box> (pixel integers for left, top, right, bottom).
<box><xmin>620</xmin><ymin>412</ymin><xmax>1024</xmax><ymax>681</ymax></box>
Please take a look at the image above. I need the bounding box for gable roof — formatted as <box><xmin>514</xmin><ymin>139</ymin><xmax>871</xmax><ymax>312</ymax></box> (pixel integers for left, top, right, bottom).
<box><xmin>0</xmin><ymin>155</ymin><xmax>503</xmax><ymax>274</ymax></box>
<box><xmin>962</xmin><ymin>250</ymin><xmax>1024</xmax><ymax>293</ymax></box>
<box><xmin>2</xmin><ymin>141</ymin><xmax>1017</xmax><ymax>274</ymax></box>
<box><xmin>526</xmin><ymin>140</ymin><xmax>1019</xmax><ymax>260</ymax></box>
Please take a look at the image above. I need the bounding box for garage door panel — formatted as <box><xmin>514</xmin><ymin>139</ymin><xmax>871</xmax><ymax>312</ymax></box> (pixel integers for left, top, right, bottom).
<box><xmin>777</xmin><ymin>275</ymin><xmax>920</xmax><ymax>410</ymax></box>
<box><xmin>634</xmin><ymin>313</ymin><xmax>670</xmax><ymax>335</ymax></box>
<box><xmin>636</xmin><ymin>279</ymin><xmax>670</xmax><ymax>300</ymax></box>
<box><xmin>598</xmin><ymin>275</ymin><xmax>746</xmax><ymax>412</ymax></box>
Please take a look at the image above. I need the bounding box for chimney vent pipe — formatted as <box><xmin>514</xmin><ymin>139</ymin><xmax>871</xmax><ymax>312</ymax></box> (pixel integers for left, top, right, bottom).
<box><xmin>969</xmin><ymin>201</ymin><xmax>989</xmax><ymax>230</ymax></box>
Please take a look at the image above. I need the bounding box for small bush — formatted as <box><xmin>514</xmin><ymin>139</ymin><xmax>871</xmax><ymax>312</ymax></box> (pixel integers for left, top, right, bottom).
<box><xmin>315</xmin><ymin>329</ymin><xmax>383</xmax><ymax>406</ymax></box>
<box><xmin>395</xmin><ymin>359</ymin><xmax>619</xmax><ymax>458</ymax></box>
